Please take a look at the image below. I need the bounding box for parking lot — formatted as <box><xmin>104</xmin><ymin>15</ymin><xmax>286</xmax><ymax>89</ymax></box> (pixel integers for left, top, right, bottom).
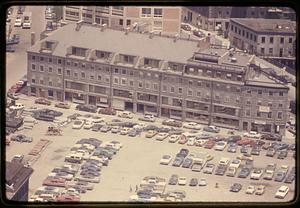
<box><xmin>6</xmin><ymin>94</ymin><xmax>295</xmax><ymax>202</ymax></box>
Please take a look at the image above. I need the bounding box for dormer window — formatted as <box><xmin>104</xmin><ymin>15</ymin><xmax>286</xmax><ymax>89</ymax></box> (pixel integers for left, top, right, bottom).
<box><xmin>45</xmin><ymin>41</ymin><xmax>53</xmax><ymax>49</ymax></box>
<box><xmin>72</xmin><ymin>46</ymin><xmax>87</xmax><ymax>57</ymax></box>
<box><xmin>144</xmin><ymin>58</ymin><xmax>159</xmax><ymax>68</ymax></box>
<box><xmin>96</xmin><ymin>50</ymin><xmax>110</xmax><ymax>59</ymax></box>
<box><xmin>123</xmin><ymin>55</ymin><xmax>134</xmax><ymax>64</ymax></box>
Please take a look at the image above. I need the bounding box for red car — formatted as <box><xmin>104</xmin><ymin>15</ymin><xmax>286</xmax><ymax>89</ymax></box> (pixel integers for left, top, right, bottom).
<box><xmin>237</xmin><ymin>138</ymin><xmax>254</xmax><ymax>146</ymax></box>
<box><xmin>203</xmin><ymin>140</ymin><xmax>216</xmax><ymax>149</ymax></box>
<box><xmin>56</xmin><ymin>194</ymin><xmax>80</xmax><ymax>202</ymax></box>
<box><xmin>42</xmin><ymin>177</ymin><xmax>66</xmax><ymax>187</ymax></box>
<box><xmin>178</xmin><ymin>135</ymin><xmax>188</xmax><ymax>144</ymax></box>
<box><xmin>35</xmin><ymin>98</ymin><xmax>51</xmax><ymax>105</ymax></box>
<box><xmin>98</xmin><ymin>107</ymin><xmax>116</xmax><ymax>115</ymax></box>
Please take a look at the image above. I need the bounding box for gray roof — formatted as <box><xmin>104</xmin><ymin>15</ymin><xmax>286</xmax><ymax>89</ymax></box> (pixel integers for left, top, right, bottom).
<box><xmin>230</xmin><ymin>18</ymin><xmax>296</xmax><ymax>34</ymax></box>
<box><xmin>246</xmin><ymin>72</ymin><xmax>289</xmax><ymax>89</ymax></box>
<box><xmin>29</xmin><ymin>23</ymin><xmax>200</xmax><ymax>63</ymax></box>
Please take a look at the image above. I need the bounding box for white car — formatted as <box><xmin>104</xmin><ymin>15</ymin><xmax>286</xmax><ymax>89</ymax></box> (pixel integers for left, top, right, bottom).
<box><xmin>219</xmin><ymin>157</ymin><xmax>230</xmax><ymax>166</ymax></box>
<box><xmin>250</xmin><ymin>169</ymin><xmax>263</xmax><ymax>180</ymax></box>
<box><xmin>120</xmin><ymin>127</ymin><xmax>131</xmax><ymax>135</ymax></box>
<box><xmin>183</xmin><ymin>122</ymin><xmax>201</xmax><ymax>130</ymax></box>
<box><xmin>83</xmin><ymin>120</ymin><xmax>94</xmax><ymax>129</ymax></box>
<box><xmin>243</xmin><ymin>131</ymin><xmax>261</xmax><ymax>138</ymax></box>
<box><xmin>155</xmin><ymin>132</ymin><xmax>169</xmax><ymax>141</ymax></box>
<box><xmin>90</xmin><ymin>116</ymin><xmax>104</xmax><ymax>123</ymax></box>
<box><xmin>199</xmin><ymin>178</ymin><xmax>207</xmax><ymax>186</ymax></box>
<box><xmin>48</xmin><ymin>172</ymin><xmax>73</xmax><ymax>181</ymax></box>
<box><xmin>118</xmin><ymin>111</ymin><xmax>133</xmax><ymax>119</ymax></box>
<box><xmin>229</xmin><ymin>159</ymin><xmax>241</xmax><ymax>169</ymax></box>
<box><xmin>246</xmin><ymin>185</ymin><xmax>256</xmax><ymax>194</ymax></box>
<box><xmin>160</xmin><ymin>155</ymin><xmax>172</xmax><ymax>165</ymax></box>
<box><xmin>263</xmin><ymin>169</ymin><xmax>275</xmax><ymax>180</ymax></box>
<box><xmin>108</xmin><ymin>141</ymin><xmax>123</xmax><ymax>150</ymax></box>
<box><xmin>195</xmin><ymin>139</ymin><xmax>207</xmax><ymax>146</ymax></box>
<box><xmin>187</xmin><ymin>137</ymin><xmax>196</xmax><ymax>146</ymax></box>
<box><xmin>9</xmin><ymin>103</ymin><xmax>25</xmax><ymax>110</ymax></box>
<box><xmin>72</xmin><ymin>120</ymin><xmax>85</xmax><ymax>129</ymax></box>
<box><xmin>226</xmin><ymin>167</ymin><xmax>237</xmax><ymax>177</ymax></box>
<box><xmin>255</xmin><ymin>185</ymin><xmax>266</xmax><ymax>195</ymax></box>
<box><xmin>168</xmin><ymin>135</ymin><xmax>180</xmax><ymax>143</ymax></box>
<box><xmin>178</xmin><ymin>177</ymin><xmax>187</xmax><ymax>185</ymax></box>
<box><xmin>275</xmin><ymin>185</ymin><xmax>289</xmax><ymax>199</ymax></box>
<box><xmin>14</xmin><ymin>17</ymin><xmax>22</xmax><ymax>26</ymax></box>
<box><xmin>214</xmin><ymin>141</ymin><xmax>227</xmax><ymax>151</ymax></box>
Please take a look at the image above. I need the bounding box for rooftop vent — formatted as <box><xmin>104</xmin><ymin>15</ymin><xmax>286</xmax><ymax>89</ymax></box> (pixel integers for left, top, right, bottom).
<box><xmin>75</xmin><ymin>20</ymin><xmax>84</xmax><ymax>31</ymax></box>
<box><xmin>100</xmin><ymin>23</ymin><xmax>107</xmax><ymax>32</ymax></box>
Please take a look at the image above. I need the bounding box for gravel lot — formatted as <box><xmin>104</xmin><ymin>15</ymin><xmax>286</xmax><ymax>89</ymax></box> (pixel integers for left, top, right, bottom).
<box><xmin>6</xmin><ymin>94</ymin><xmax>296</xmax><ymax>202</ymax></box>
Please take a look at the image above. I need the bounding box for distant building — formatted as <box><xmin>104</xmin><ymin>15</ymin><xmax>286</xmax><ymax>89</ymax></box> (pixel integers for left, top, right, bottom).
<box><xmin>63</xmin><ymin>6</ymin><xmax>182</xmax><ymax>36</ymax></box>
<box><xmin>27</xmin><ymin>22</ymin><xmax>289</xmax><ymax>135</ymax></box>
<box><xmin>6</xmin><ymin>161</ymin><xmax>33</xmax><ymax>201</ymax></box>
<box><xmin>228</xmin><ymin>18</ymin><xmax>296</xmax><ymax>69</ymax></box>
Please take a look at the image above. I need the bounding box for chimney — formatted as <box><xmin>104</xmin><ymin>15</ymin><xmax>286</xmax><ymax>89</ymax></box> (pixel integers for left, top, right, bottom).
<box><xmin>125</xmin><ymin>26</ymin><xmax>130</xmax><ymax>35</ymax></box>
<box><xmin>31</xmin><ymin>32</ymin><xmax>35</xmax><ymax>46</ymax></box>
<box><xmin>100</xmin><ymin>23</ymin><xmax>107</xmax><ymax>31</ymax></box>
<box><xmin>173</xmin><ymin>34</ymin><xmax>179</xmax><ymax>42</ymax></box>
<box><xmin>75</xmin><ymin>20</ymin><xmax>84</xmax><ymax>31</ymax></box>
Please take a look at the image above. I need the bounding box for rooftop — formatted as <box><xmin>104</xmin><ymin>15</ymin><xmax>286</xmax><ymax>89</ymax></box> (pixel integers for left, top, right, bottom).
<box><xmin>230</xmin><ymin>18</ymin><xmax>296</xmax><ymax>34</ymax></box>
<box><xmin>6</xmin><ymin>161</ymin><xmax>34</xmax><ymax>199</ymax></box>
<box><xmin>246</xmin><ymin>70</ymin><xmax>289</xmax><ymax>89</ymax></box>
<box><xmin>29</xmin><ymin>23</ymin><xmax>201</xmax><ymax>63</ymax></box>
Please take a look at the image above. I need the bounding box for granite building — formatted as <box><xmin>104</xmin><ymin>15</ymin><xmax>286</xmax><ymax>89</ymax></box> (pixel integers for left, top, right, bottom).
<box><xmin>27</xmin><ymin>22</ymin><xmax>289</xmax><ymax>135</ymax></box>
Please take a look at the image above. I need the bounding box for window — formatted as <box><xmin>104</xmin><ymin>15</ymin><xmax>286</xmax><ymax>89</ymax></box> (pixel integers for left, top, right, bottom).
<box><xmin>129</xmin><ymin>71</ymin><xmax>134</xmax><ymax>76</ymax></box>
<box><xmin>138</xmin><ymin>81</ymin><xmax>143</xmax><ymax>88</ymax></box>
<box><xmin>74</xmin><ymin>72</ymin><xmax>78</xmax><ymax>78</ymax></box>
<box><xmin>237</xmin><ymin>75</ymin><xmax>242</xmax><ymax>81</ymax></box>
<box><xmin>49</xmin><ymin>80</ymin><xmax>53</xmax><ymax>86</ymax></box>
<box><xmin>277</xmin><ymin>112</ymin><xmax>283</xmax><ymax>119</ymax></box>
<box><xmin>145</xmin><ymin>82</ymin><xmax>150</xmax><ymax>89</ymax></box>
<box><xmin>189</xmin><ymin>80</ymin><xmax>193</xmax><ymax>86</ymax></box>
<box><xmin>105</xmin><ymin>77</ymin><xmax>110</xmax><ymax>83</ymax></box>
<box><xmin>90</xmin><ymin>75</ymin><xmax>94</xmax><ymax>80</ymax></box>
<box><xmin>39</xmin><ymin>65</ymin><xmax>44</xmax><ymax>72</ymax></box>
<box><xmin>269</xmin><ymin>48</ymin><xmax>273</xmax><ymax>55</ymax></box>
<box><xmin>97</xmin><ymin>75</ymin><xmax>102</xmax><ymax>80</ymax></box>
<box><xmin>206</xmin><ymin>83</ymin><xmax>210</xmax><ymax>88</ymax></box>
<box><xmin>119</xmin><ymin>19</ymin><xmax>123</xmax><ymax>26</ymax></box>
<box><xmin>129</xmin><ymin>80</ymin><xmax>134</xmax><ymax>86</ymax></box>
<box><xmin>31</xmin><ymin>64</ymin><xmax>36</xmax><ymax>71</ymax></box>
<box><xmin>67</xmin><ymin>61</ymin><xmax>71</xmax><ymax>66</ymax></box>
<box><xmin>57</xmin><ymin>68</ymin><xmax>62</xmax><ymax>75</ymax></box>
<box><xmin>114</xmin><ymin>68</ymin><xmax>119</xmax><ymax>74</ymax></box>
<box><xmin>225</xmin><ymin>96</ymin><xmax>230</xmax><ymax>103</ymax></box>
<box><xmin>48</xmin><ymin>90</ymin><xmax>54</xmax><ymax>97</ymax></box>
<box><xmin>246</xmin><ymin>32</ymin><xmax>249</xmax><ymax>38</ymax></box>
<box><xmin>242</xmin><ymin>30</ymin><xmax>245</xmax><ymax>36</ymax></box>
<box><xmin>48</xmin><ymin>67</ymin><xmax>53</xmax><ymax>73</ymax></box>
<box><xmin>197</xmin><ymin>81</ymin><xmax>202</xmax><ymax>86</ymax></box>
<box><xmin>121</xmin><ymin>78</ymin><xmax>126</xmax><ymax>85</ymax></box>
<box><xmin>170</xmin><ymin>86</ymin><xmax>175</xmax><ymax>93</ymax></box>
<box><xmin>258</xmin><ymin>90</ymin><xmax>262</xmax><ymax>95</ymax></box>
<box><xmin>141</xmin><ymin>8</ymin><xmax>151</xmax><ymax>17</ymax></box>
<box><xmin>289</xmin><ymin>37</ymin><xmax>292</xmax><ymax>43</ymax></box>
<box><xmin>246</xmin><ymin>109</ymin><xmax>250</xmax><ymax>117</ymax></box>
<box><xmin>188</xmin><ymin>89</ymin><xmax>193</xmax><ymax>96</ymax></box>
<box><xmin>270</xmin><ymin>37</ymin><xmax>274</xmax><ymax>44</ymax></box>
<box><xmin>197</xmin><ymin>91</ymin><xmax>201</xmax><ymax>97</ymax></box>
<box><xmin>279</xmin><ymin>92</ymin><xmax>283</xmax><ymax>96</ymax></box>
<box><xmin>154</xmin><ymin>8</ymin><xmax>162</xmax><ymax>17</ymax></box>
<box><xmin>122</xmin><ymin>69</ymin><xmax>126</xmax><ymax>74</ymax></box>
<box><xmin>254</xmin><ymin>35</ymin><xmax>257</xmax><ymax>42</ymax></box>
<box><xmin>269</xmin><ymin>91</ymin><xmax>273</xmax><ymax>96</ymax></box>
<box><xmin>257</xmin><ymin>111</ymin><xmax>261</xmax><ymax>117</ymax></box>
<box><xmin>74</xmin><ymin>62</ymin><xmax>78</xmax><ymax>67</ymax></box>
<box><xmin>216</xmin><ymin>71</ymin><xmax>221</xmax><ymax>78</ymax></box>
<box><xmin>31</xmin><ymin>78</ymin><xmax>36</xmax><ymax>83</ymax></box>
<box><xmin>261</xmin><ymin>37</ymin><xmax>265</xmax><ymax>43</ymax></box>
<box><xmin>66</xmin><ymin>70</ymin><xmax>71</xmax><ymax>76</ymax></box>
<box><xmin>40</xmin><ymin>56</ymin><xmax>44</xmax><ymax>61</ymax></box>
<box><xmin>236</xmin><ymin>97</ymin><xmax>240</xmax><ymax>103</ymax></box>
<box><xmin>261</xmin><ymin>48</ymin><xmax>265</xmax><ymax>55</ymax></box>
<box><xmin>40</xmin><ymin>79</ymin><xmax>44</xmax><ymax>85</ymax></box>
<box><xmin>81</xmin><ymin>72</ymin><xmax>85</xmax><ymax>78</ymax></box>
<box><xmin>268</xmin><ymin>102</ymin><xmax>272</xmax><ymax>107</ymax></box>
<box><xmin>267</xmin><ymin>112</ymin><xmax>272</xmax><ymax>118</ymax></box>
<box><xmin>246</xmin><ymin>100</ymin><xmax>251</xmax><ymax>105</ymax></box>
<box><xmin>280</xmin><ymin>37</ymin><xmax>284</xmax><ymax>44</ymax></box>
<box><xmin>81</xmin><ymin>63</ymin><xmax>86</xmax><ymax>68</ymax></box>
<box><xmin>58</xmin><ymin>59</ymin><xmax>62</xmax><ymax>64</ymax></box>
<box><xmin>231</xmin><ymin>25</ymin><xmax>233</xmax><ymax>31</ymax></box>
<box><xmin>114</xmin><ymin>78</ymin><xmax>119</xmax><ymax>84</ymax></box>
<box><xmin>123</xmin><ymin>55</ymin><xmax>134</xmax><ymax>64</ymax></box>
<box><xmin>126</xmin><ymin>19</ymin><xmax>131</xmax><ymax>26</ymax></box>
<box><xmin>31</xmin><ymin>55</ymin><xmax>35</xmax><ymax>60</ymax></box>
<box><xmin>90</xmin><ymin>65</ymin><xmax>94</xmax><ymax>69</ymax></box>
<box><xmin>257</xmin><ymin>101</ymin><xmax>261</xmax><ymax>105</ymax></box>
<box><xmin>278</xmin><ymin>103</ymin><xmax>283</xmax><ymax>108</ymax></box>
<box><xmin>178</xmin><ymin>88</ymin><xmax>182</xmax><ymax>94</ymax></box>
<box><xmin>153</xmin><ymin>83</ymin><xmax>158</xmax><ymax>90</ymax></box>
<box><xmin>226</xmin><ymin>73</ymin><xmax>232</xmax><ymax>79</ymax></box>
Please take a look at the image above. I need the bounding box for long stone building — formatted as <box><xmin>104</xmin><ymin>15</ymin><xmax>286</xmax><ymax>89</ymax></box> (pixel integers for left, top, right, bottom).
<box><xmin>27</xmin><ymin>22</ymin><xmax>289</xmax><ymax>135</ymax></box>
<box><xmin>63</xmin><ymin>6</ymin><xmax>182</xmax><ymax>36</ymax></box>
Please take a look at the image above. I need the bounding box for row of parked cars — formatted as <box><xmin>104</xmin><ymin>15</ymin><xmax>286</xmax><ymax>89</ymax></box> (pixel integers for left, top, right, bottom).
<box><xmin>30</xmin><ymin>138</ymin><xmax>123</xmax><ymax>202</ymax></box>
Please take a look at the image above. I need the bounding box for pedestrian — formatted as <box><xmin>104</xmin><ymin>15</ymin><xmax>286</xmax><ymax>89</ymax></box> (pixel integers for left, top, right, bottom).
<box><xmin>129</xmin><ymin>185</ymin><xmax>132</xmax><ymax>192</ymax></box>
<box><xmin>135</xmin><ymin>185</ymin><xmax>138</xmax><ymax>192</ymax></box>
<box><xmin>215</xmin><ymin>182</ymin><xmax>219</xmax><ymax>188</ymax></box>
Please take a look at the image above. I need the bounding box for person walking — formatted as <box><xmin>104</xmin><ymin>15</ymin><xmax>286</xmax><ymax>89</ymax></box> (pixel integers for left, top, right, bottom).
<box><xmin>129</xmin><ymin>185</ymin><xmax>132</xmax><ymax>192</ymax></box>
<box><xmin>135</xmin><ymin>185</ymin><xmax>138</xmax><ymax>192</ymax></box>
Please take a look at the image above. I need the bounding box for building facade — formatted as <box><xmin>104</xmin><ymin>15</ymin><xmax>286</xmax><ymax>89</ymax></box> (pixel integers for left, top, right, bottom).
<box><xmin>27</xmin><ymin>23</ymin><xmax>289</xmax><ymax>135</ymax></box>
<box><xmin>6</xmin><ymin>162</ymin><xmax>33</xmax><ymax>201</ymax></box>
<box><xmin>228</xmin><ymin>18</ymin><xmax>296</xmax><ymax>69</ymax></box>
<box><xmin>63</xmin><ymin>6</ymin><xmax>182</xmax><ymax>36</ymax></box>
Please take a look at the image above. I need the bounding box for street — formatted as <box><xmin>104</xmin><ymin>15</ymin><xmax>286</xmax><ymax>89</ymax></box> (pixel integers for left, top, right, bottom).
<box><xmin>6</xmin><ymin>6</ymin><xmax>46</xmax><ymax>91</ymax></box>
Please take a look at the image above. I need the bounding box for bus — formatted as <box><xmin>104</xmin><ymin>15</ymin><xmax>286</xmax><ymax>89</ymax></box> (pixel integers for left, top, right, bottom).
<box><xmin>22</xmin><ymin>12</ymin><xmax>32</xmax><ymax>29</ymax></box>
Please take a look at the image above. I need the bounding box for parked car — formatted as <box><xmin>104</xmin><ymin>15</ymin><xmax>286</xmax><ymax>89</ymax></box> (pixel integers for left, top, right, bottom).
<box><xmin>251</xmin><ymin>146</ymin><xmax>261</xmax><ymax>156</ymax></box>
<box><xmin>160</xmin><ymin>155</ymin><xmax>172</xmax><ymax>165</ymax></box>
<box><xmin>139</xmin><ymin>114</ymin><xmax>156</xmax><ymax>122</ymax></box>
<box><xmin>203</xmin><ymin>163</ymin><xmax>215</xmax><ymax>174</ymax></box>
<box><xmin>178</xmin><ymin>177</ymin><xmax>187</xmax><ymax>185</ymax></box>
<box><xmin>72</xmin><ymin>120</ymin><xmax>85</xmax><ymax>129</ymax></box>
<box><xmin>214</xmin><ymin>165</ymin><xmax>227</xmax><ymax>176</ymax></box>
<box><xmin>229</xmin><ymin>159</ymin><xmax>241</xmax><ymax>169</ymax></box>
<box><xmin>168</xmin><ymin>174</ymin><xmax>178</xmax><ymax>185</ymax></box>
<box><xmin>11</xmin><ymin>134</ymin><xmax>33</xmax><ymax>143</ymax></box>
<box><xmin>189</xmin><ymin>178</ymin><xmax>198</xmax><ymax>186</ymax></box>
<box><xmin>193</xmin><ymin>30</ymin><xmax>204</xmax><ymax>38</ymax></box>
<box><xmin>155</xmin><ymin>132</ymin><xmax>169</xmax><ymax>141</ymax></box>
<box><xmin>162</xmin><ymin>119</ymin><xmax>182</xmax><ymax>127</ymax></box>
<box><xmin>118</xmin><ymin>111</ymin><xmax>133</xmax><ymax>119</ymax></box>
<box><xmin>111</xmin><ymin>126</ymin><xmax>120</xmax><ymax>134</ymax></box>
<box><xmin>14</xmin><ymin>16</ymin><xmax>22</xmax><ymax>27</ymax></box>
<box><xmin>250</xmin><ymin>169</ymin><xmax>263</xmax><ymax>180</ymax></box>
<box><xmin>181</xmin><ymin>24</ymin><xmax>191</xmax><ymax>31</ymax></box>
<box><xmin>35</xmin><ymin>98</ymin><xmax>51</xmax><ymax>105</ymax></box>
<box><xmin>9</xmin><ymin>103</ymin><xmax>25</xmax><ymax>110</ymax></box>
<box><xmin>226</xmin><ymin>167</ymin><xmax>237</xmax><ymax>177</ymax></box>
<box><xmin>55</xmin><ymin>102</ymin><xmax>71</xmax><ymax>109</ymax></box>
<box><xmin>7</xmin><ymin>34</ymin><xmax>20</xmax><ymax>45</ymax></box>
<box><xmin>261</xmin><ymin>133</ymin><xmax>282</xmax><ymax>141</ymax></box>
<box><xmin>169</xmin><ymin>134</ymin><xmax>180</xmax><ymax>143</ymax></box>
<box><xmin>203</xmin><ymin>140</ymin><xmax>215</xmax><ymax>149</ymax></box>
<box><xmin>284</xmin><ymin>167</ymin><xmax>295</xmax><ymax>184</ymax></box>
<box><xmin>274</xmin><ymin>165</ymin><xmax>289</xmax><ymax>182</ymax></box>
<box><xmin>145</xmin><ymin>130</ymin><xmax>158</xmax><ymax>138</ymax></box>
<box><xmin>98</xmin><ymin>107</ymin><xmax>116</xmax><ymax>115</ymax></box>
<box><xmin>227</xmin><ymin>143</ymin><xmax>237</xmax><ymax>153</ymax></box>
<box><xmin>100</xmin><ymin>125</ymin><xmax>112</xmax><ymax>133</ymax></box>
<box><xmin>182</xmin><ymin>158</ymin><xmax>193</xmax><ymax>168</ymax></box>
<box><xmin>76</xmin><ymin>104</ymin><xmax>97</xmax><ymax>113</ymax></box>
<box><xmin>172</xmin><ymin>157</ymin><xmax>184</xmax><ymax>167</ymax></box>
<box><xmin>83</xmin><ymin>120</ymin><xmax>94</xmax><ymax>129</ymax></box>
<box><xmin>275</xmin><ymin>186</ymin><xmax>289</xmax><ymax>199</ymax></box>
<box><xmin>266</xmin><ymin>148</ymin><xmax>276</xmax><ymax>157</ymax></box>
<box><xmin>246</xmin><ymin>185</ymin><xmax>256</xmax><ymax>194</ymax></box>
<box><xmin>227</xmin><ymin>135</ymin><xmax>242</xmax><ymax>143</ymax></box>
<box><xmin>183</xmin><ymin>122</ymin><xmax>201</xmax><ymax>130</ymax></box>
<box><xmin>243</xmin><ymin>131</ymin><xmax>261</xmax><ymax>139</ymax></box>
<box><xmin>203</xmin><ymin>126</ymin><xmax>220</xmax><ymax>133</ymax></box>
<box><xmin>230</xmin><ymin>183</ymin><xmax>242</xmax><ymax>192</ymax></box>
<box><xmin>178</xmin><ymin>135</ymin><xmax>188</xmax><ymax>144</ymax></box>
<box><xmin>277</xmin><ymin>150</ymin><xmax>288</xmax><ymax>159</ymax></box>
<box><xmin>198</xmin><ymin>178</ymin><xmax>207</xmax><ymax>186</ymax></box>
<box><xmin>91</xmin><ymin>123</ymin><xmax>103</xmax><ymax>131</ymax></box>
<box><xmin>128</xmin><ymin>128</ymin><xmax>141</xmax><ymax>137</ymax></box>
<box><xmin>11</xmin><ymin>154</ymin><xmax>24</xmax><ymax>163</ymax></box>
<box><xmin>214</xmin><ymin>141</ymin><xmax>227</xmax><ymax>151</ymax></box>
<box><xmin>255</xmin><ymin>185</ymin><xmax>266</xmax><ymax>195</ymax></box>
<box><xmin>238</xmin><ymin>167</ymin><xmax>250</xmax><ymax>178</ymax></box>
<box><xmin>120</xmin><ymin>127</ymin><xmax>131</xmax><ymax>135</ymax></box>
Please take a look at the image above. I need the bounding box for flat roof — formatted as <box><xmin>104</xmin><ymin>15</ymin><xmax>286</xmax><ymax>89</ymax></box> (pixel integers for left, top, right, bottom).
<box><xmin>230</xmin><ymin>18</ymin><xmax>296</xmax><ymax>34</ymax></box>
<box><xmin>29</xmin><ymin>23</ymin><xmax>200</xmax><ymax>63</ymax></box>
<box><xmin>246</xmin><ymin>71</ymin><xmax>289</xmax><ymax>89</ymax></box>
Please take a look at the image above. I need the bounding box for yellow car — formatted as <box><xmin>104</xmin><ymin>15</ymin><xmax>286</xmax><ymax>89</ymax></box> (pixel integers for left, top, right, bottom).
<box><xmin>145</xmin><ymin>130</ymin><xmax>158</xmax><ymax>138</ymax></box>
